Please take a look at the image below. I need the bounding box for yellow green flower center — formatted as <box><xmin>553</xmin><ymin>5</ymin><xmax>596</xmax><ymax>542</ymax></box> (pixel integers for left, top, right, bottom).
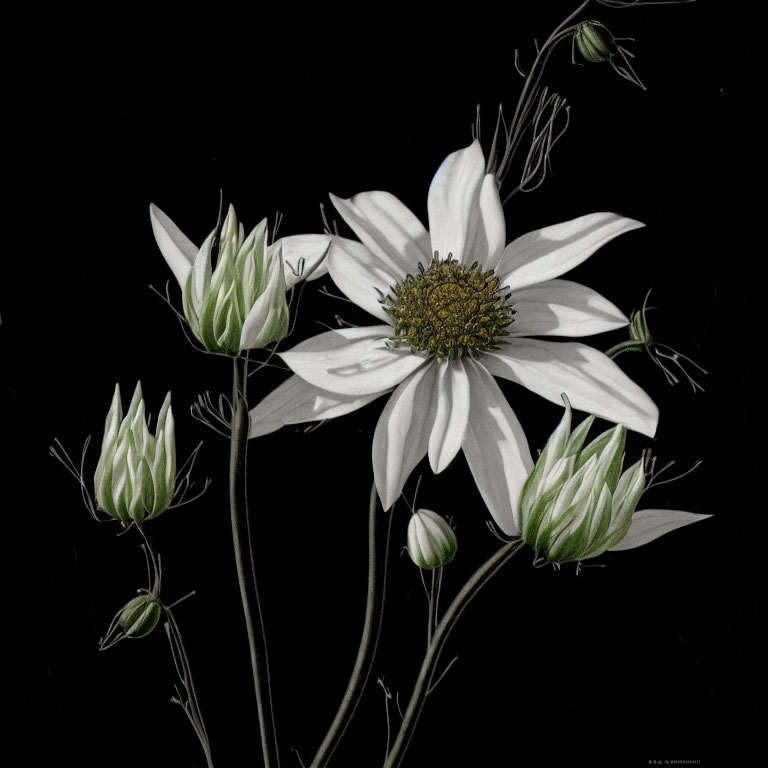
<box><xmin>381</xmin><ymin>254</ymin><xmax>514</xmax><ymax>360</ymax></box>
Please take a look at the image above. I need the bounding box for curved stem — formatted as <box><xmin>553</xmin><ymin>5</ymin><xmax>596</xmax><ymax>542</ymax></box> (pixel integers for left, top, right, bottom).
<box><xmin>165</xmin><ymin>607</ymin><xmax>214</xmax><ymax>768</ymax></box>
<box><xmin>230</xmin><ymin>355</ymin><xmax>280</xmax><ymax>768</ymax></box>
<box><xmin>310</xmin><ymin>483</ymin><xmax>392</xmax><ymax>768</ymax></box>
<box><xmin>605</xmin><ymin>339</ymin><xmax>644</xmax><ymax>358</ymax></box>
<box><xmin>383</xmin><ymin>539</ymin><xmax>525</xmax><ymax>768</ymax></box>
<box><xmin>132</xmin><ymin>528</ymin><xmax>213</xmax><ymax>766</ymax></box>
<box><xmin>496</xmin><ymin>0</ymin><xmax>593</xmax><ymax>195</ymax></box>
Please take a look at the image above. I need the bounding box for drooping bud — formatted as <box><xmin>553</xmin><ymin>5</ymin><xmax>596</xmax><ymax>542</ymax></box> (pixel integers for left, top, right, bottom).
<box><xmin>118</xmin><ymin>594</ymin><xmax>163</xmax><ymax>638</ymax></box>
<box><xmin>94</xmin><ymin>383</ymin><xmax>176</xmax><ymax>524</ymax></box>
<box><xmin>573</xmin><ymin>20</ymin><xmax>646</xmax><ymax>90</ymax></box>
<box><xmin>406</xmin><ymin>509</ymin><xmax>458</xmax><ymax>570</ymax></box>
<box><xmin>182</xmin><ymin>205</ymin><xmax>290</xmax><ymax>355</ymax></box>
<box><xmin>574</xmin><ymin>21</ymin><xmax>617</xmax><ymax>64</ymax></box>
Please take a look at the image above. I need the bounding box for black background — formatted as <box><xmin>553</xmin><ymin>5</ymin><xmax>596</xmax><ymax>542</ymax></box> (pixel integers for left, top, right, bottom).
<box><xmin>2</xmin><ymin>2</ymin><xmax>764</xmax><ymax>767</ymax></box>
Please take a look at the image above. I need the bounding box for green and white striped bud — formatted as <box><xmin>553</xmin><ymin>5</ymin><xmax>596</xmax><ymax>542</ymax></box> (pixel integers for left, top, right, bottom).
<box><xmin>94</xmin><ymin>383</ymin><xmax>176</xmax><ymax>525</ymax></box>
<box><xmin>574</xmin><ymin>21</ymin><xmax>618</xmax><ymax>64</ymax></box>
<box><xmin>406</xmin><ymin>509</ymin><xmax>458</xmax><ymax>570</ymax></box>
<box><xmin>182</xmin><ymin>205</ymin><xmax>289</xmax><ymax>355</ymax></box>
<box><xmin>118</xmin><ymin>594</ymin><xmax>163</xmax><ymax>638</ymax></box>
<box><xmin>573</xmin><ymin>20</ymin><xmax>646</xmax><ymax>90</ymax></box>
<box><xmin>517</xmin><ymin>396</ymin><xmax>646</xmax><ymax>564</ymax></box>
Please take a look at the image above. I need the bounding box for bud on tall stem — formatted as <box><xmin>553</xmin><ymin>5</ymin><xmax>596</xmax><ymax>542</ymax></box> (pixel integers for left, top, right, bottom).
<box><xmin>183</xmin><ymin>205</ymin><xmax>290</xmax><ymax>355</ymax></box>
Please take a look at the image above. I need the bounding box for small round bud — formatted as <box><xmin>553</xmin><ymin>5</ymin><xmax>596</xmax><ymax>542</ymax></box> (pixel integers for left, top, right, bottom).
<box><xmin>406</xmin><ymin>509</ymin><xmax>458</xmax><ymax>570</ymax></box>
<box><xmin>118</xmin><ymin>595</ymin><xmax>163</xmax><ymax>638</ymax></box>
<box><xmin>575</xmin><ymin>21</ymin><xmax>617</xmax><ymax>64</ymax></box>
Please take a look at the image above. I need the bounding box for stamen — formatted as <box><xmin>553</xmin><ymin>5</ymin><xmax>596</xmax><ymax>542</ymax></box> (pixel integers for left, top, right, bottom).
<box><xmin>381</xmin><ymin>254</ymin><xmax>514</xmax><ymax>360</ymax></box>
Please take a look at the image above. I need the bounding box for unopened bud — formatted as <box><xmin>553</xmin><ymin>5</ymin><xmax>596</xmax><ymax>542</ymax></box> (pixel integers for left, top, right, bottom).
<box><xmin>93</xmin><ymin>382</ymin><xmax>176</xmax><ymax>524</ymax></box>
<box><xmin>406</xmin><ymin>509</ymin><xmax>458</xmax><ymax>570</ymax></box>
<box><xmin>575</xmin><ymin>21</ymin><xmax>617</xmax><ymax>64</ymax></box>
<box><xmin>518</xmin><ymin>395</ymin><xmax>640</xmax><ymax>564</ymax></box>
<box><xmin>573</xmin><ymin>20</ymin><xmax>645</xmax><ymax>90</ymax></box>
<box><xmin>118</xmin><ymin>595</ymin><xmax>163</xmax><ymax>638</ymax></box>
<box><xmin>182</xmin><ymin>205</ymin><xmax>290</xmax><ymax>355</ymax></box>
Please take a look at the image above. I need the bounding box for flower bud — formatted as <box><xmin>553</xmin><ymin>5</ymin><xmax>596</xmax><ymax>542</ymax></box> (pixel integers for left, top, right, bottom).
<box><xmin>607</xmin><ymin>291</ymin><xmax>707</xmax><ymax>392</ymax></box>
<box><xmin>94</xmin><ymin>382</ymin><xmax>176</xmax><ymax>524</ymax></box>
<box><xmin>518</xmin><ymin>395</ymin><xmax>645</xmax><ymax>564</ymax></box>
<box><xmin>182</xmin><ymin>205</ymin><xmax>290</xmax><ymax>355</ymax></box>
<box><xmin>573</xmin><ymin>20</ymin><xmax>645</xmax><ymax>90</ymax></box>
<box><xmin>118</xmin><ymin>595</ymin><xmax>163</xmax><ymax>638</ymax></box>
<box><xmin>406</xmin><ymin>509</ymin><xmax>458</xmax><ymax>570</ymax></box>
<box><xmin>574</xmin><ymin>21</ymin><xmax>617</xmax><ymax>64</ymax></box>
<box><xmin>628</xmin><ymin>303</ymin><xmax>652</xmax><ymax>346</ymax></box>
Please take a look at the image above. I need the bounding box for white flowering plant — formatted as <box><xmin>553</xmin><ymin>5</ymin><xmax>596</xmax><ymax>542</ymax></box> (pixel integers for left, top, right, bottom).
<box><xmin>42</xmin><ymin>2</ymin><xmax>721</xmax><ymax>767</ymax></box>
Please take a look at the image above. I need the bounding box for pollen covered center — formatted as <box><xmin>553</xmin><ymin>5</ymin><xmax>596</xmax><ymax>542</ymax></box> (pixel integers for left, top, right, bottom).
<box><xmin>381</xmin><ymin>254</ymin><xmax>515</xmax><ymax>360</ymax></box>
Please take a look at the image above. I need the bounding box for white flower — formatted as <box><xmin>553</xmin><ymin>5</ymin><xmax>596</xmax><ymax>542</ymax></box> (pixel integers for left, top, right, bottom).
<box><xmin>249</xmin><ymin>141</ymin><xmax>658</xmax><ymax>534</ymax></box>
<box><xmin>150</xmin><ymin>203</ymin><xmax>331</xmax><ymax>354</ymax></box>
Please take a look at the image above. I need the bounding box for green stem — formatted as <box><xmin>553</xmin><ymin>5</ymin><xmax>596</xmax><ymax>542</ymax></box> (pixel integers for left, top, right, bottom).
<box><xmin>496</xmin><ymin>0</ymin><xmax>592</xmax><ymax>197</ymax></box>
<box><xmin>165</xmin><ymin>607</ymin><xmax>214</xmax><ymax>768</ymax></box>
<box><xmin>605</xmin><ymin>339</ymin><xmax>644</xmax><ymax>358</ymax></box>
<box><xmin>426</xmin><ymin>570</ymin><xmax>436</xmax><ymax>648</ymax></box>
<box><xmin>134</xmin><ymin>527</ymin><xmax>214</xmax><ymax>767</ymax></box>
<box><xmin>310</xmin><ymin>483</ymin><xmax>392</xmax><ymax>768</ymax></box>
<box><xmin>383</xmin><ymin>539</ymin><xmax>524</xmax><ymax>768</ymax></box>
<box><xmin>230</xmin><ymin>355</ymin><xmax>280</xmax><ymax>768</ymax></box>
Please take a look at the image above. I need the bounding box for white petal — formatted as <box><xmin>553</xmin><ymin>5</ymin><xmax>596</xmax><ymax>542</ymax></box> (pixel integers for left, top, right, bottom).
<box><xmin>428</xmin><ymin>141</ymin><xmax>486</xmax><ymax>266</ymax></box>
<box><xmin>149</xmin><ymin>204</ymin><xmax>198</xmax><ymax>289</ymax></box>
<box><xmin>497</xmin><ymin>213</ymin><xmax>645</xmax><ymax>292</ymax></box>
<box><xmin>428</xmin><ymin>360</ymin><xmax>471</xmax><ymax>473</ymax></box>
<box><xmin>608</xmin><ymin>509</ymin><xmax>712</xmax><ymax>552</ymax></box>
<box><xmin>327</xmin><ymin>236</ymin><xmax>399</xmax><ymax>323</ymax></box>
<box><xmin>190</xmin><ymin>231</ymin><xmax>215</xmax><ymax>311</ymax></box>
<box><xmin>280</xmin><ymin>326</ymin><xmax>428</xmax><ymax>396</ymax></box>
<box><xmin>508</xmin><ymin>279</ymin><xmax>628</xmax><ymax>337</ymax></box>
<box><xmin>270</xmin><ymin>234</ymin><xmax>331</xmax><ymax>289</ymax></box>
<box><xmin>461</xmin><ymin>362</ymin><xmax>534</xmax><ymax>535</ymax></box>
<box><xmin>372</xmin><ymin>364</ymin><xmax>438</xmax><ymax>509</ymax></box>
<box><xmin>485</xmin><ymin>339</ymin><xmax>658</xmax><ymax>437</ymax></box>
<box><xmin>475</xmin><ymin>174</ymin><xmax>507</xmax><ymax>270</ymax></box>
<box><xmin>239</xmin><ymin>251</ymin><xmax>288</xmax><ymax>350</ymax></box>
<box><xmin>248</xmin><ymin>375</ymin><xmax>384</xmax><ymax>439</ymax></box>
<box><xmin>329</xmin><ymin>190</ymin><xmax>431</xmax><ymax>276</ymax></box>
